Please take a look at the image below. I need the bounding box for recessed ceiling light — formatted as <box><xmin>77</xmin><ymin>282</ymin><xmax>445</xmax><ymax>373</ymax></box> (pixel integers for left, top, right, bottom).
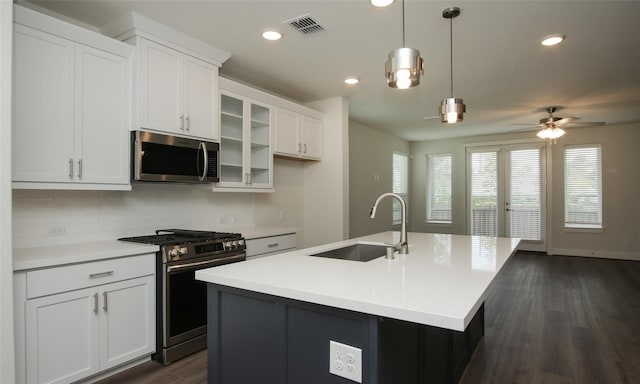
<box><xmin>345</xmin><ymin>77</ymin><xmax>359</xmax><ymax>85</ymax></box>
<box><xmin>262</xmin><ymin>30</ymin><xmax>282</xmax><ymax>41</ymax></box>
<box><xmin>541</xmin><ymin>34</ymin><xmax>565</xmax><ymax>46</ymax></box>
<box><xmin>371</xmin><ymin>0</ymin><xmax>394</xmax><ymax>7</ymax></box>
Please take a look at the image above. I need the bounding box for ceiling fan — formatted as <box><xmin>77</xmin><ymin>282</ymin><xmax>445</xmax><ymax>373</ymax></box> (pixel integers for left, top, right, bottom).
<box><xmin>512</xmin><ymin>106</ymin><xmax>605</xmax><ymax>142</ymax></box>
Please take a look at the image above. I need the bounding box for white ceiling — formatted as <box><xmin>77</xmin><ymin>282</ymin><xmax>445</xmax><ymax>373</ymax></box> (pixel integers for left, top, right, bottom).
<box><xmin>23</xmin><ymin>0</ymin><xmax>640</xmax><ymax>142</ymax></box>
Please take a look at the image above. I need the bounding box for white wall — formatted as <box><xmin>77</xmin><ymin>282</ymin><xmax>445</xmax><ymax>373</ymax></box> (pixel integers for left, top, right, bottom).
<box><xmin>302</xmin><ymin>97</ymin><xmax>350</xmax><ymax>248</ymax></box>
<box><xmin>254</xmin><ymin>157</ymin><xmax>305</xmax><ymax>243</ymax></box>
<box><xmin>13</xmin><ymin>185</ymin><xmax>257</xmax><ymax>248</ymax></box>
<box><xmin>410</xmin><ymin>123</ymin><xmax>640</xmax><ymax>261</ymax></box>
<box><xmin>0</xmin><ymin>0</ymin><xmax>15</xmax><ymax>381</ymax></box>
<box><xmin>348</xmin><ymin>120</ymin><xmax>410</xmax><ymax>238</ymax></box>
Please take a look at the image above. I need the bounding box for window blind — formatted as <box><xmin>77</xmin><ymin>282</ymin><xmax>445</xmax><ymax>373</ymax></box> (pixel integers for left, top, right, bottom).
<box><xmin>564</xmin><ymin>145</ymin><xmax>602</xmax><ymax>227</ymax></box>
<box><xmin>392</xmin><ymin>152</ymin><xmax>409</xmax><ymax>225</ymax></box>
<box><xmin>427</xmin><ymin>154</ymin><xmax>452</xmax><ymax>223</ymax></box>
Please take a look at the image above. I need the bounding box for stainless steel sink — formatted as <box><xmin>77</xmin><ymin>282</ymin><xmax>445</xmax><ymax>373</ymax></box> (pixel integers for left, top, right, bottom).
<box><xmin>309</xmin><ymin>243</ymin><xmax>389</xmax><ymax>262</ymax></box>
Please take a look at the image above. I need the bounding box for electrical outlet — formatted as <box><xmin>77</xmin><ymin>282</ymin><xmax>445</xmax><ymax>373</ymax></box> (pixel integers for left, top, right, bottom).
<box><xmin>47</xmin><ymin>226</ymin><xmax>66</xmax><ymax>237</ymax></box>
<box><xmin>329</xmin><ymin>340</ymin><xmax>362</xmax><ymax>383</ymax></box>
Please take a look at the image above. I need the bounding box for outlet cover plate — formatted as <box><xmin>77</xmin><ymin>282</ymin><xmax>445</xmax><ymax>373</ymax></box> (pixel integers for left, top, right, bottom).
<box><xmin>329</xmin><ymin>340</ymin><xmax>362</xmax><ymax>383</ymax></box>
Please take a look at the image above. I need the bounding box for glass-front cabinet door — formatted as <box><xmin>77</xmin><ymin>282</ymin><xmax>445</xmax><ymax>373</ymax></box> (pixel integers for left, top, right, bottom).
<box><xmin>217</xmin><ymin>91</ymin><xmax>272</xmax><ymax>190</ymax></box>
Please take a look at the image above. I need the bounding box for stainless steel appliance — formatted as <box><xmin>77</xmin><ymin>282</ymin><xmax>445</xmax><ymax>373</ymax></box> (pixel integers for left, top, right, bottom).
<box><xmin>119</xmin><ymin>229</ymin><xmax>246</xmax><ymax>364</ymax></box>
<box><xmin>132</xmin><ymin>131</ymin><xmax>220</xmax><ymax>183</ymax></box>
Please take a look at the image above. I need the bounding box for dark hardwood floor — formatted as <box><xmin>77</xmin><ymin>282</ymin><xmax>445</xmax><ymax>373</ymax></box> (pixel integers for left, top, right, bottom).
<box><xmin>97</xmin><ymin>252</ymin><xmax>640</xmax><ymax>384</ymax></box>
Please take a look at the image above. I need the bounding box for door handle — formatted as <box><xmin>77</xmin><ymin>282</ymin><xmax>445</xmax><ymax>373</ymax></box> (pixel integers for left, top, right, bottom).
<box><xmin>68</xmin><ymin>158</ymin><xmax>74</xmax><ymax>179</ymax></box>
<box><xmin>179</xmin><ymin>115</ymin><xmax>185</xmax><ymax>130</ymax></box>
<box><xmin>77</xmin><ymin>159</ymin><xmax>82</xmax><ymax>179</ymax></box>
<box><xmin>186</xmin><ymin>115</ymin><xmax>190</xmax><ymax>131</ymax></box>
<box><xmin>103</xmin><ymin>291</ymin><xmax>108</xmax><ymax>312</ymax></box>
<box><xmin>93</xmin><ymin>293</ymin><xmax>99</xmax><ymax>314</ymax></box>
<box><xmin>198</xmin><ymin>142</ymin><xmax>208</xmax><ymax>182</ymax></box>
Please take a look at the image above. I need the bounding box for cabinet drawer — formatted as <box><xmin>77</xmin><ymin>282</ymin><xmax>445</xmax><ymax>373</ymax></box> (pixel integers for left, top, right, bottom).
<box><xmin>26</xmin><ymin>254</ymin><xmax>155</xmax><ymax>299</ymax></box>
<box><xmin>246</xmin><ymin>234</ymin><xmax>296</xmax><ymax>257</ymax></box>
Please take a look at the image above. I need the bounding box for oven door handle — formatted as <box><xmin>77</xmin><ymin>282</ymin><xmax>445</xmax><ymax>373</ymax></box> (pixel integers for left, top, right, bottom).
<box><xmin>166</xmin><ymin>254</ymin><xmax>245</xmax><ymax>273</ymax></box>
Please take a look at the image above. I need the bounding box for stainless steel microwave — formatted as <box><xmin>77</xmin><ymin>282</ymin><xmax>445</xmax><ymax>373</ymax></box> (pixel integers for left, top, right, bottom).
<box><xmin>132</xmin><ymin>131</ymin><xmax>219</xmax><ymax>183</ymax></box>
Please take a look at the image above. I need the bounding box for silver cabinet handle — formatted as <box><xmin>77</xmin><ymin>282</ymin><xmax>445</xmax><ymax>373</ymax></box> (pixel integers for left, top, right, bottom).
<box><xmin>68</xmin><ymin>158</ymin><xmax>74</xmax><ymax>179</ymax></box>
<box><xmin>267</xmin><ymin>243</ymin><xmax>279</xmax><ymax>248</ymax></box>
<box><xmin>198</xmin><ymin>142</ymin><xmax>208</xmax><ymax>181</ymax></box>
<box><xmin>89</xmin><ymin>270</ymin><xmax>114</xmax><ymax>279</ymax></box>
<box><xmin>303</xmin><ymin>144</ymin><xmax>307</xmax><ymax>154</ymax></box>
<box><xmin>245</xmin><ymin>173</ymin><xmax>251</xmax><ymax>185</ymax></box>
<box><xmin>93</xmin><ymin>293</ymin><xmax>99</xmax><ymax>314</ymax></box>
<box><xmin>298</xmin><ymin>143</ymin><xmax>302</xmax><ymax>153</ymax></box>
<box><xmin>103</xmin><ymin>291</ymin><xmax>108</xmax><ymax>312</ymax></box>
<box><xmin>77</xmin><ymin>159</ymin><xmax>82</xmax><ymax>179</ymax></box>
<box><xmin>179</xmin><ymin>115</ymin><xmax>185</xmax><ymax>130</ymax></box>
<box><xmin>186</xmin><ymin>115</ymin><xmax>190</xmax><ymax>131</ymax></box>
<box><xmin>248</xmin><ymin>173</ymin><xmax>252</xmax><ymax>185</ymax></box>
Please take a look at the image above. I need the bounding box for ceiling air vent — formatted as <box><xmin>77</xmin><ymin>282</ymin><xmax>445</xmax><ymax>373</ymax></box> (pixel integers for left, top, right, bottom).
<box><xmin>284</xmin><ymin>14</ymin><xmax>326</xmax><ymax>36</ymax></box>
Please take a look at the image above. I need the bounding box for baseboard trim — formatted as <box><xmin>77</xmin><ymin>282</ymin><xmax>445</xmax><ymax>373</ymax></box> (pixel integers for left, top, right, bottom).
<box><xmin>551</xmin><ymin>248</ymin><xmax>640</xmax><ymax>261</ymax></box>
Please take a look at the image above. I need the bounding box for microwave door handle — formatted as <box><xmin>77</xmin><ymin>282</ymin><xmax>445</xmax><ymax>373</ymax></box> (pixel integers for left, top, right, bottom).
<box><xmin>198</xmin><ymin>142</ymin><xmax>208</xmax><ymax>182</ymax></box>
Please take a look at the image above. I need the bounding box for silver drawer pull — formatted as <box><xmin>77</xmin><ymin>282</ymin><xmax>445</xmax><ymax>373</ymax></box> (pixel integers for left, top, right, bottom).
<box><xmin>89</xmin><ymin>271</ymin><xmax>114</xmax><ymax>279</ymax></box>
<box><xmin>267</xmin><ymin>243</ymin><xmax>279</xmax><ymax>248</ymax></box>
<box><xmin>93</xmin><ymin>293</ymin><xmax>99</xmax><ymax>314</ymax></box>
<box><xmin>103</xmin><ymin>291</ymin><xmax>108</xmax><ymax>312</ymax></box>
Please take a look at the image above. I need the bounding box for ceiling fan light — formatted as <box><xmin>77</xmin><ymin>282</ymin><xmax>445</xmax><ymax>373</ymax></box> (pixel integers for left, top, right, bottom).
<box><xmin>385</xmin><ymin>47</ymin><xmax>424</xmax><ymax>89</ymax></box>
<box><xmin>440</xmin><ymin>98</ymin><xmax>465</xmax><ymax>123</ymax></box>
<box><xmin>537</xmin><ymin>127</ymin><xmax>565</xmax><ymax>140</ymax></box>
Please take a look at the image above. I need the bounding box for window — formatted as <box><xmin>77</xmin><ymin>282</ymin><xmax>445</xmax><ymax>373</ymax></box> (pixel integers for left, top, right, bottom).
<box><xmin>427</xmin><ymin>153</ymin><xmax>452</xmax><ymax>223</ymax></box>
<box><xmin>392</xmin><ymin>152</ymin><xmax>409</xmax><ymax>225</ymax></box>
<box><xmin>564</xmin><ymin>145</ymin><xmax>602</xmax><ymax>228</ymax></box>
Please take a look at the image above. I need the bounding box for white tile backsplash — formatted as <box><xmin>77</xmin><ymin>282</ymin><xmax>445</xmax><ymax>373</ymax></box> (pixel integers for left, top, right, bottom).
<box><xmin>13</xmin><ymin>184</ymin><xmax>256</xmax><ymax>248</ymax></box>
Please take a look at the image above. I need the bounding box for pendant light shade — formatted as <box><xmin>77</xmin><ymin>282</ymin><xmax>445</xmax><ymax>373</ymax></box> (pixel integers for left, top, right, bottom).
<box><xmin>386</xmin><ymin>47</ymin><xmax>424</xmax><ymax>89</ymax></box>
<box><xmin>439</xmin><ymin>7</ymin><xmax>465</xmax><ymax>123</ymax></box>
<box><xmin>385</xmin><ymin>0</ymin><xmax>423</xmax><ymax>89</ymax></box>
<box><xmin>440</xmin><ymin>97</ymin><xmax>466</xmax><ymax>123</ymax></box>
<box><xmin>536</xmin><ymin>126</ymin><xmax>566</xmax><ymax>140</ymax></box>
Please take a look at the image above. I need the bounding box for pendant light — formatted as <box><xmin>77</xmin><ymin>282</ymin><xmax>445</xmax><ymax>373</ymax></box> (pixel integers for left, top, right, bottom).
<box><xmin>440</xmin><ymin>6</ymin><xmax>466</xmax><ymax>123</ymax></box>
<box><xmin>385</xmin><ymin>0</ymin><xmax>423</xmax><ymax>89</ymax></box>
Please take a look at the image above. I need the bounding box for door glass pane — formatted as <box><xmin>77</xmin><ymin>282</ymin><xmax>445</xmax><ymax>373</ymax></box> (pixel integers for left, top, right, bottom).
<box><xmin>470</xmin><ymin>151</ymin><xmax>498</xmax><ymax>236</ymax></box>
<box><xmin>509</xmin><ymin>149</ymin><xmax>541</xmax><ymax>240</ymax></box>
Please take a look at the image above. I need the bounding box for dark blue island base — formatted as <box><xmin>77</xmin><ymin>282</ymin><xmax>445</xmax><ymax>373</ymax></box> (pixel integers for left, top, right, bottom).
<box><xmin>207</xmin><ymin>284</ymin><xmax>484</xmax><ymax>384</ymax></box>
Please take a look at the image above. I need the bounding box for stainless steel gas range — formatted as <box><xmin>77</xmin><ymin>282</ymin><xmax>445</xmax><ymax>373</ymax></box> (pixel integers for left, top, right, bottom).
<box><xmin>119</xmin><ymin>229</ymin><xmax>246</xmax><ymax>365</ymax></box>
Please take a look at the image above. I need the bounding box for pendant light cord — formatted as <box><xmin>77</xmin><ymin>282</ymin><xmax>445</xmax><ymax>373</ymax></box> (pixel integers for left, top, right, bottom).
<box><xmin>402</xmin><ymin>0</ymin><xmax>406</xmax><ymax>47</ymax></box>
<box><xmin>449</xmin><ymin>17</ymin><xmax>454</xmax><ymax>97</ymax></box>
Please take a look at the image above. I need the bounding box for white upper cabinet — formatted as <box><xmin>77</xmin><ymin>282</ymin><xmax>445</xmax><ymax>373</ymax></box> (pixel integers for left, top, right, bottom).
<box><xmin>12</xmin><ymin>7</ymin><xmax>132</xmax><ymax>190</ymax></box>
<box><xmin>102</xmin><ymin>11</ymin><xmax>230</xmax><ymax>142</ymax></box>
<box><xmin>216</xmin><ymin>82</ymin><xmax>273</xmax><ymax>191</ymax></box>
<box><xmin>136</xmin><ymin>38</ymin><xmax>218</xmax><ymax>140</ymax></box>
<box><xmin>274</xmin><ymin>108</ymin><xmax>323</xmax><ymax>160</ymax></box>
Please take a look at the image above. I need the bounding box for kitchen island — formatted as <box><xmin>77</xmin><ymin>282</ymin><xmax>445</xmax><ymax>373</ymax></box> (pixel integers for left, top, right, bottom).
<box><xmin>196</xmin><ymin>232</ymin><xmax>519</xmax><ymax>384</ymax></box>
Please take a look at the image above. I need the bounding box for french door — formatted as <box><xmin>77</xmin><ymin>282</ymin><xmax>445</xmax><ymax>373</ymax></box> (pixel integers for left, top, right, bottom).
<box><xmin>467</xmin><ymin>143</ymin><xmax>546</xmax><ymax>252</ymax></box>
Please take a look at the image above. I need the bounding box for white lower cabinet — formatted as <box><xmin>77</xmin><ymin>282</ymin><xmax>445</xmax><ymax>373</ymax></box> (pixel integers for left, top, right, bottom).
<box><xmin>18</xmin><ymin>254</ymin><xmax>155</xmax><ymax>384</ymax></box>
<box><xmin>246</xmin><ymin>233</ymin><xmax>297</xmax><ymax>259</ymax></box>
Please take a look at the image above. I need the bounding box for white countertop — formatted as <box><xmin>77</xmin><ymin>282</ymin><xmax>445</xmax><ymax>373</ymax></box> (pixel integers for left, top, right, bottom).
<box><xmin>13</xmin><ymin>241</ymin><xmax>159</xmax><ymax>271</ymax></box>
<box><xmin>196</xmin><ymin>231</ymin><xmax>520</xmax><ymax>331</ymax></box>
<box><xmin>12</xmin><ymin>227</ymin><xmax>296</xmax><ymax>271</ymax></box>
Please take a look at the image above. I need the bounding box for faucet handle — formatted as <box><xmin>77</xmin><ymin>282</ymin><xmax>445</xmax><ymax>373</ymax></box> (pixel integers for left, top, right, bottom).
<box><xmin>386</xmin><ymin>246</ymin><xmax>396</xmax><ymax>260</ymax></box>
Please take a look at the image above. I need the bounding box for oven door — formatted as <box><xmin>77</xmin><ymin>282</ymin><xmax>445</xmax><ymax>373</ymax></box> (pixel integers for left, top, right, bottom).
<box><xmin>162</xmin><ymin>252</ymin><xmax>245</xmax><ymax>348</ymax></box>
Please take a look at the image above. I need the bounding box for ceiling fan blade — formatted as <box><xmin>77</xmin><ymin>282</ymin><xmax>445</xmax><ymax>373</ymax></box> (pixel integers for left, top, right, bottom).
<box><xmin>509</xmin><ymin>125</ymin><xmax>539</xmax><ymax>132</ymax></box>
<box><xmin>555</xmin><ymin>117</ymin><xmax>578</xmax><ymax>125</ymax></box>
<box><xmin>565</xmin><ymin>121</ymin><xmax>605</xmax><ymax>127</ymax></box>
